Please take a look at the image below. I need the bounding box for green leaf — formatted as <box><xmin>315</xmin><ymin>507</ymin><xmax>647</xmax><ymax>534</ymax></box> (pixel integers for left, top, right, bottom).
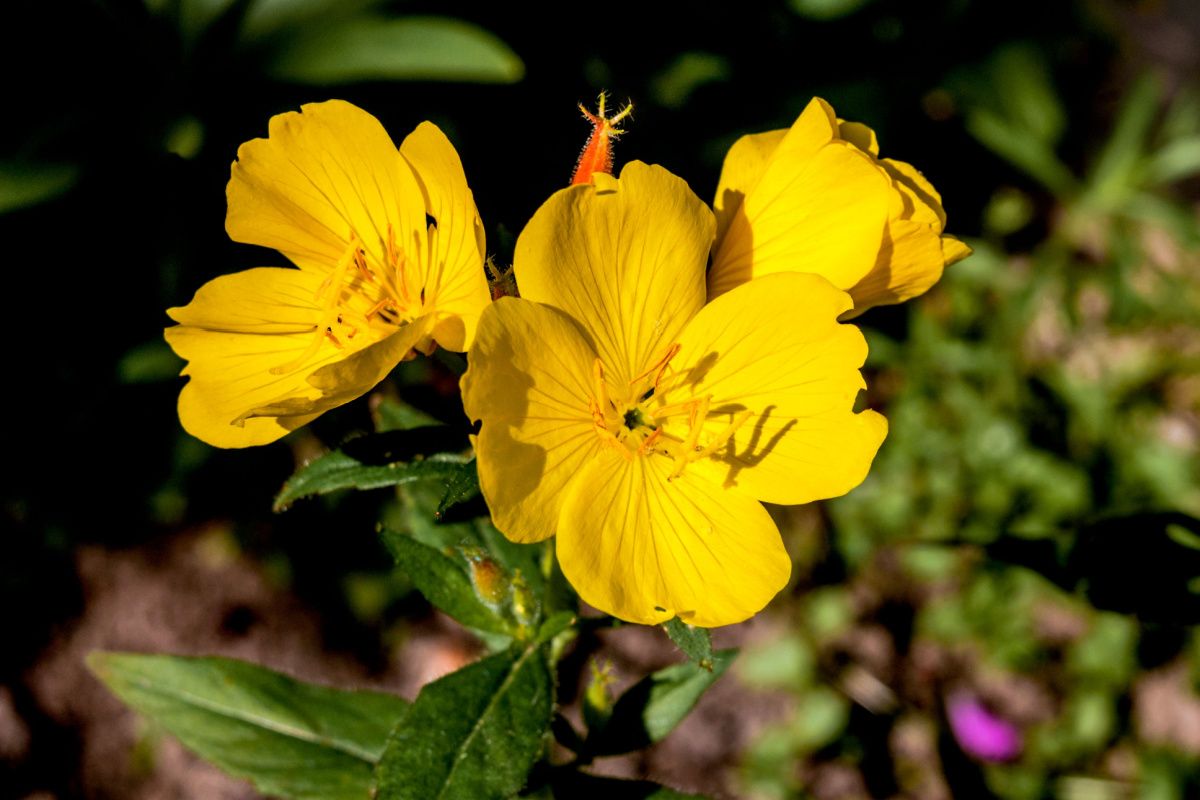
<box><xmin>988</xmin><ymin>44</ymin><xmax>1066</xmax><ymax>147</ymax></box>
<box><xmin>374</xmin><ymin>398</ymin><xmax>440</xmax><ymax>432</ymax></box>
<box><xmin>535</xmin><ymin>611</ymin><xmax>576</xmax><ymax>645</ymax></box>
<box><xmin>437</xmin><ymin>459</ymin><xmax>480</xmax><ymax>518</ymax></box>
<box><xmin>586</xmin><ymin>649</ymin><xmax>736</xmax><ymax>756</ymax></box>
<box><xmin>788</xmin><ymin>0</ymin><xmax>871</xmax><ymax>20</ymax></box>
<box><xmin>965</xmin><ymin>110</ymin><xmax>1077</xmax><ymax>197</ymax></box>
<box><xmin>1143</xmin><ymin>136</ymin><xmax>1200</xmax><ymax>185</ymax></box>
<box><xmin>374</xmin><ymin>645</ymin><xmax>553</xmax><ymax>800</ymax></box>
<box><xmin>117</xmin><ymin>340</ymin><xmax>184</xmax><ymax>384</ymax></box>
<box><xmin>239</xmin><ymin>0</ymin><xmax>378</xmax><ymax>41</ymax></box>
<box><xmin>662</xmin><ymin>617</ymin><xmax>713</xmax><ymax>670</ymax></box>
<box><xmin>381</xmin><ymin>529</ymin><xmax>515</xmax><ymax>636</ymax></box>
<box><xmin>274</xmin><ymin>448</ymin><xmax>468</xmax><ymax>511</ymax></box>
<box><xmin>651</xmin><ymin>52</ymin><xmax>729</xmax><ymax>109</ymax></box>
<box><xmin>0</xmin><ymin>161</ymin><xmax>78</xmax><ymax>214</ymax></box>
<box><xmin>388</xmin><ymin>483</ymin><xmax>551</xmax><ymax>613</ymax></box>
<box><xmin>1089</xmin><ymin>73</ymin><xmax>1161</xmax><ymax>202</ymax></box>
<box><xmin>267</xmin><ymin>15</ymin><xmax>524</xmax><ymax>85</ymax></box>
<box><xmin>87</xmin><ymin>652</ymin><xmax>408</xmax><ymax>800</ymax></box>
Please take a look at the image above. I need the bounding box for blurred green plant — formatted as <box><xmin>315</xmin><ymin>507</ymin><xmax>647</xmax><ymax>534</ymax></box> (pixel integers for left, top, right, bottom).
<box><xmin>739</xmin><ymin>42</ymin><xmax>1200</xmax><ymax>800</ymax></box>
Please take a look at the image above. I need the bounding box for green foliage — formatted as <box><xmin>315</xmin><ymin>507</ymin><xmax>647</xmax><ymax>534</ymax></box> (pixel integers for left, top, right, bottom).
<box><xmin>585</xmin><ymin>650</ymin><xmax>736</xmax><ymax>756</ymax></box>
<box><xmin>87</xmin><ymin>653</ymin><xmax>408</xmax><ymax>800</ymax></box>
<box><xmin>374</xmin><ymin>398</ymin><xmax>441</xmax><ymax>432</ymax></box>
<box><xmin>374</xmin><ymin>644</ymin><xmax>553</xmax><ymax>800</ymax></box>
<box><xmin>117</xmin><ymin>340</ymin><xmax>185</xmax><ymax>384</ymax></box>
<box><xmin>266</xmin><ymin>16</ymin><xmax>524</xmax><ymax>85</ymax></box>
<box><xmin>662</xmin><ymin>617</ymin><xmax>714</xmax><ymax>670</ymax></box>
<box><xmin>381</xmin><ymin>529</ymin><xmax>518</xmax><ymax>637</ymax></box>
<box><xmin>651</xmin><ymin>52</ymin><xmax>729</xmax><ymax>109</ymax></box>
<box><xmin>274</xmin><ymin>438</ymin><xmax>473</xmax><ymax>511</ymax></box>
<box><xmin>737</xmin><ymin>633</ymin><xmax>816</xmax><ymax>692</ymax></box>
<box><xmin>788</xmin><ymin>0</ymin><xmax>872</xmax><ymax>21</ymax></box>
<box><xmin>384</xmin><ymin>479</ymin><xmax>563</xmax><ymax>629</ymax></box>
<box><xmin>0</xmin><ymin>161</ymin><xmax>78</xmax><ymax>214</ymax></box>
<box><xmin>436</xmin><ymin>459</ymin><xmax>481</xmax><ymax>517</ymax></box>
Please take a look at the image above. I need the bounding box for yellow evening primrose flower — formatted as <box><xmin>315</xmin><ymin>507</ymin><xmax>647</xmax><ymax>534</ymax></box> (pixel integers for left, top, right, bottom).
<box><xmin>708</xmin><ymin>97</ymin><xmax>972</xmax><ymax>316</ymax></box>
<box><xmin>461</xmin><ymin>162</ymin><xmax>887</xmax><ymax>628</ymax></box>
<box><xmin>165</xmin><ymin>100</ymin><xmax>490</xmax><ymax>447</ymax></box>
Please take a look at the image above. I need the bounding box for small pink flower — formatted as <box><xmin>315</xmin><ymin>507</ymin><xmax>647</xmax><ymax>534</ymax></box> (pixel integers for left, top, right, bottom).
<box><xmin>947</xmin><ymin>691</ymin><xmax>1022</xmax><ymax>762</ymax></box>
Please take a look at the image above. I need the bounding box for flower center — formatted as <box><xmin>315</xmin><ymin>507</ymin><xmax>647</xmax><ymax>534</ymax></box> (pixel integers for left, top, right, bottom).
<box><xmin>588</xmin><ymin>344</ymin><xmax>753</xmax><ymax>478</ymax></box>
<box><xmin>270</xmin><ymin>225</ymin><xmax>426</xmax><ymax>374</ymax></box>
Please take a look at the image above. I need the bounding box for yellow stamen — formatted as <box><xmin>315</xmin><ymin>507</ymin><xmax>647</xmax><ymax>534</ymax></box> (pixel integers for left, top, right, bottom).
<box><xmin>693</xmin><ymin>409</ymin><xmax>753</xmax><ymax>460</ymax></box>
<box><xmin>353</xmin><ymin>247</ymin><xmax>374</xmax><ymax>282</ymax></box>
<box><xmin>592</xmin><ymin>359</ymin><xmax>611</xmax><ymax>424</ymax></box>
<box><xmin>669</xmin><ymin>396</ymin><xmax>710</xmax><ymax>479</ymax></box>
<box><xmin>272</xmin><ymin>236</ymin><xmax>360</xmax><ymax>375</ymax></box>
<box><xmin>638</xmin><ymin>428</ymin><xmax>663</xmax><ymax>455</ymax></box>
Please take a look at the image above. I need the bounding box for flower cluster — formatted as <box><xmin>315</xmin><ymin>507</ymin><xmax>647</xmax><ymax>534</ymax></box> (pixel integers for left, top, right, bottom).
<box><xmin>166</xmin><ymin>98</ymin><xmax>967</xmax><ymax>626</ymax></box>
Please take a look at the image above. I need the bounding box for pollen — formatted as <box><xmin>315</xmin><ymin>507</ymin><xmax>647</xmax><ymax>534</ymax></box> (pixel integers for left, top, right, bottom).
<box><xmin>570</xmin><ymin>92</ymin><xmax>634</xmax><ymax>186</ymax></box>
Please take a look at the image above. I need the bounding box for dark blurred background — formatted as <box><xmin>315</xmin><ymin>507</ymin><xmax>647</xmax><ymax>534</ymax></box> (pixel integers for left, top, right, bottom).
<box><xmin>3</xmin><ymin>1</ymin><xmax>1200</xmax><ymax>797</ymax></box>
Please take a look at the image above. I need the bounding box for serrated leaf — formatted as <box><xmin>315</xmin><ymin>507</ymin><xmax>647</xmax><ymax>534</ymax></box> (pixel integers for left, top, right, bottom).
<box><xmin>586</xmin><ymin>649</ymin><xmax>736</xmax><ymax>756</ymax></box>
<box><xmin>267</xmin><ymin>15</ymin><xmax>523</xmax><ymax>85</ymax></box>
<box><xmin>381</xmin><ymin>529</ymin><xmax>515</xmax><ymax>636</ymax></box>
<box><xmin>275</xmin><ymin>444</ymin><xmax>468</xmax><ymax>512</ymax></box>
<box><xmin>87</xmin><ymin>652</ymin><xmax>408</xmax><ymax>800</ymax></box>
<box><xmin>437</xmin><ymin>459</ymin><xmax>480</xmax><ymax>518</ymax></box>
<box><xmin>374</xmin><ymin>645</ymin><xmax>553</xmax><ymax>800</ymax></box>
<box><xmin>662</xmin><ymin>617</ymin><xmax>713</xmax><ymax>669</ymax></box>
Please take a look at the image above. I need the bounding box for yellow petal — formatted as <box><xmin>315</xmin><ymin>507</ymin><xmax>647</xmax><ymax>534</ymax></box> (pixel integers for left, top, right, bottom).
<box><xmin>712</xmin><ymin>128</ymin><xmax>785</xmax><ymax>246</ymax></box>
<box><xmin>461</xmin><ymin>297</ymin><xmax>602</xmax><ymax>543</ymax></box>
<box><xmin>226</xmin><ymin>100</ymin><xmax>426</xmax><ymax>274</ymax></box>
<box><xmin>513</xmin><ymin>161</ymin><xmax>712</xmax><ymax>385</ymax></box>
<box><xmin>670</xmin><ymin>272</ymin><xmax>887</xmax><ymax>505</ymax></box>
<box><xmin>844</xmin><ymin>218</ymin><xmax>946</xmax><ymax>314</ymax></box>
<box><xmin>942</xmin><ymin>235</ymin><xmax>973</xmax><ymax>266</ymax></box>
<box><xmin>165</xmin><ymin>267</ymin><xmax>425</xmax><ymax>447</ymax></box>
<box><xmin>556</xmin><ymin>448</ymin><xmax>791</xmax><ymax>628</ymax></box>
<box><xmin>882</xmin><ymin>157</ymin><xmax>946</xmax><ymax>228</ymax></box>
<box><xmin>837</xmin><ymin>119</ymin><xmax>879</xmax><ymax>156</ymax></box>
<box><xmin>842</xmin><ymin>159</ymin><xmax>969</xmax><ymax>314</ymax></box>
<box><xmin>709</xmin><ymin>99</ymin><xmax>892</xmax><ymax>300</ymax></box>
<box><xmin>399</xmin><ymin>122</ymin><xmax>491</xmax><ymax>351</ymax></box>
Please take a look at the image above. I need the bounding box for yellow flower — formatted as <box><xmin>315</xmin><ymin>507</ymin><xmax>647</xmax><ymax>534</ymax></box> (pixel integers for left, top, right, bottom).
<box><xmin>709</xmin><ymin>97</ymin><xmax>972</xmax><ymax>316</ymax></box>
<box><xmin>165</xmin><ymin>101</ymin><xmax>490</xmax><ymax>447</ymax></box>
<box><xmin>461</xmin><ymin>162</ymin><xmax>886</xmax><ymax>627</ymax></box>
